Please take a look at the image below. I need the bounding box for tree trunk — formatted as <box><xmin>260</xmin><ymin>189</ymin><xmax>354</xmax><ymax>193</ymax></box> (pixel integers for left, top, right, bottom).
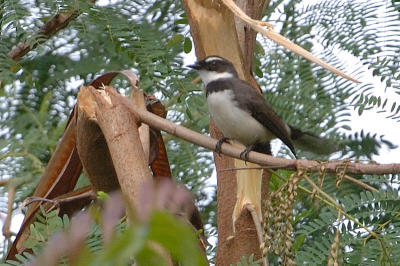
<box><xmin>182</xmin><ymin>0</ymin><xmax>270</xmax><ymax>264</ymax></box>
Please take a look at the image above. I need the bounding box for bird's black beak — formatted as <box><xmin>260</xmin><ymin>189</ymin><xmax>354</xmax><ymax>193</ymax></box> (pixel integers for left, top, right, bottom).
<box><xmin>187</xmin><ymin>61</ymin><xmax>201</xmax><ymax>70</ymax></box>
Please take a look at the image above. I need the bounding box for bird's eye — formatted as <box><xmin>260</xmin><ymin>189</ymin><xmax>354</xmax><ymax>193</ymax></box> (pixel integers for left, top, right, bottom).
<box><xmin>209</xmin><ymin>61</ymin><xmax>216</xmax><ymax>69</ymax></box>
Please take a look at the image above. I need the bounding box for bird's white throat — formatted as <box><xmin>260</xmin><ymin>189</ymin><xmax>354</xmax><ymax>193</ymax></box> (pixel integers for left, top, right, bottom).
<box><xmin>198</xmin><ymin>70</ymin><xmax>233</xmax><ymax>86</ymax></box>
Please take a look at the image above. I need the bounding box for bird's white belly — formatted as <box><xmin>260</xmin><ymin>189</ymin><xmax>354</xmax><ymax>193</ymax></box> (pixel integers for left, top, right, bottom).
<box><xmin>207</xmin><ymin>90</ymin><xmax>274</xmax><ymax>146</ymax></box>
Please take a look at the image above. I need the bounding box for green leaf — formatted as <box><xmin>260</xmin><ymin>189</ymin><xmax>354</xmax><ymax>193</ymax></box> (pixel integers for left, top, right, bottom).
<box><xmin>97</xmin><ymin>190</ymin><xmax>109</xmax><ymax>200</ymax></box>
<box><xmin>186</xmin><ymin>107</ymin><xmax>193</xmax><ymax>120</ymax></box>
<box><xmin>254</xmin><ymin>66</ymin><xmax>263</xmax><ymax>78</ymax></box>
<box><xmin>175</xmin><ymin>18</ymin><xmax>188</xmax><ymax>25</ymax></box>
<box><xmin>255</xmin><ymin>41</ymin><xmax>265</xmax><ymax>55</ymax></box>
<box><xmin>168</xmin><ymin>34</ymin><xmax>184</xmax><ymax>48</ymax></box>
<box><xmin>184</xmin><ymin>37</ymin><xmax>192</xmax><ymax>54</ymax></box>
<box><xmin>341</xmin><ymin>125</ymin><xmax>352</xmax><ymax>131</ymax></box>
<box><xmin>148</xmin><ymin>211</ymin><xmax>208</xmax><ymax>266</ymax></box>
<box><xmin>135</xmin><ymin>244</ymin><xmax>170</xmax><ymax>266</ymax></box>
<box><xmin>101</xmin><ymin>225</ymin><xmax>148</xmax><ymax>265</ymax></box>
<box><xmin>293</xmin><ymin>234</ymin><xmax>306</xmax><ymax>251</ymax></box>
<box><xmin>358</xmin><ymin>105</ymin><xmax>364</xmax><ymax>115</ymax></box>
<box><xmin>39</xmin><ymin>91</ymin><xmax>53</xmax><ymax>117</ymax></box>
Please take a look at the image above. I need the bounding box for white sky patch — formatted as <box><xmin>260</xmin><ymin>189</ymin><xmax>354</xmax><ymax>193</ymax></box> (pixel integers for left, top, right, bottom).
<box><xmin>0</xmin><ymin>211</ymin><xmax>24</xmax><ymax>246</ymax></box>
<box><xmin>311</xmin><ymin>41</ymin><xmax>400</xmax><ymax>163</ymax></box>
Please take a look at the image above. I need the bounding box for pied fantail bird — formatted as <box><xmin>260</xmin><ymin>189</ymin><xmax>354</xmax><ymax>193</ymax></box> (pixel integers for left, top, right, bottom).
<box><xmin>188</xmin><ymin>55</ymin><xmax>297</xmax><ymax>160</ymax></box>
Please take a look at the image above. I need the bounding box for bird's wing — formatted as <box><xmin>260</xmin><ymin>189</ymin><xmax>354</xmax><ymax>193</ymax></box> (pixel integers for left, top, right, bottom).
<box><xmin>232</xmin><ymin>79</ymin><xmax>297</xmax><ymax>157</ymax></box>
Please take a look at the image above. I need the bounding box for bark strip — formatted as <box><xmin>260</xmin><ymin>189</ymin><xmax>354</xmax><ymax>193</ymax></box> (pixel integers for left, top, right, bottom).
<box><xmin>88</xmin><ymin>86</ymin><xmax>152</xmax><ymax>211</ymax></box>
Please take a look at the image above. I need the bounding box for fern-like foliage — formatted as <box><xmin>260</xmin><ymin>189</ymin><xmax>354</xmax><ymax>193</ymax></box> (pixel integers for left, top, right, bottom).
<box><xmin>259</xmin><ymin>3</ymin><xmax>400</xmax><ymax>261</ymax></box>
<box><xmin>261</xmin><ymin>0</ymin><xmax>400</xmax><ymax>159</ymax></box>
<box><xmin>294</xmin><ymin>188</ymin><xmax>400</xmax><ymax>264</ymax></box>
<box><xmin>266</xmin><ymin>169</ymin><xmax>400</xmax><ymax>265</ymax></box>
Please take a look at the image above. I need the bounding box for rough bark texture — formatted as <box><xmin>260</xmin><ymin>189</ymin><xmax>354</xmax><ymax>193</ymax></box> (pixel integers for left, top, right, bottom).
<box><xmin>76</xmin><ymin>71</ymin><xmax>154</xmax><ymax>192</ymax></box>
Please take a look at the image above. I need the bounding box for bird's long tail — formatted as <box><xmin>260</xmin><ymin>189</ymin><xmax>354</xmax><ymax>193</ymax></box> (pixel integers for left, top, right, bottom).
<box><xmin>289</xmin><ymin>126</ymin><xmax>339</xmax><ymax>156</ymax></box>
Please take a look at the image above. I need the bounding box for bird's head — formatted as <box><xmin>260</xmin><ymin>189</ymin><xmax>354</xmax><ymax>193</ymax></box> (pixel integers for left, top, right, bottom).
<box><xmin>188</xmin><ymin>56</ymin><xmax>239</xmax><ymax>86</ymax></box>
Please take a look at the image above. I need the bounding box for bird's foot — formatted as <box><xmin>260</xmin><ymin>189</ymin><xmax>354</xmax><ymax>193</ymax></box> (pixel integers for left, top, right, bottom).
<box><xmin>215</xmin><ymin>137</ymin><xmax>230</xmax><ymax>156</ymax></box>
<box><xmin>239</xmin><ymin>144</ymin><xmax>256</xmax><ymax>164</ymax></box>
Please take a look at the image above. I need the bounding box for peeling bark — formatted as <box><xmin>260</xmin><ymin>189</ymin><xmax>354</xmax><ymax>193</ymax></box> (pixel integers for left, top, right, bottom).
<box><xmin>77</xmin><ymin>88</ymin><xmax>120</xmax><ymax>192</ymax></box>
<box><xmin>87</xmin><ymin>85</ymin><xmax>153</xmax><ymax>211</ymax></box>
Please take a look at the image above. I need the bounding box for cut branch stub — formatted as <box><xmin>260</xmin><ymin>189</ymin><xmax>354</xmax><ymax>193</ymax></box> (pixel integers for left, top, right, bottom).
<box><xmin>76</xmin><ymin>71</ymin><xmax>172</xmax><ymax>191</ymax></box>
<box><xmin>88</xmin><ymin>85</ymin><xmax>153</xmax><ymax>212</ymax></box>
<box><xmin>7</xmin><ymin>71</ymin><xmax>172</xmax><ymax>260</ymax></box>
<box><xmin>77</xmin><ymin>87</ymin><xmax>120</xmax><ymax>192</ymax></box>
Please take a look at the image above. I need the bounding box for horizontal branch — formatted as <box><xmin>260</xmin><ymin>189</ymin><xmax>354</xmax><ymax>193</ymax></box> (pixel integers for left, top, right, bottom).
<box><xmin>103</xmin><ymin>86</ymin><xmax>400</xmax><ymax>175</ymax></box>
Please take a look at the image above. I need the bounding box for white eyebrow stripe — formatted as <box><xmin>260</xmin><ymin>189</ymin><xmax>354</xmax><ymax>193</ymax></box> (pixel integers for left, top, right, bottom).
<box><xmin>205</xmin><ymin>56</ymin><xmax>224</xmax><ymax>63</ymax></box>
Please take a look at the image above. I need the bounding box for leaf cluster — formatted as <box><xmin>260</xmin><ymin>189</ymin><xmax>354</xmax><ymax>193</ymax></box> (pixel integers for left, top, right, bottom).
<box><xmin>266</xmin><ymin>168</ymin><xmax>400</xmax><ymax>265</ymax></box>
<box><xmin>260</xmin><ymin>0</ymin><xmax>400</xmax><ymax>159</ymax></box>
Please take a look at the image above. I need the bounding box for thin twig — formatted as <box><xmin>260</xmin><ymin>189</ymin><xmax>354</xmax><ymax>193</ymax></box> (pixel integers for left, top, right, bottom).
<box><xmin>3</xmin><ymin>186</ymin><xmax>16</xmax><ymax>243</ymax></box>
<box><xmin>218</xmin><ymin>166</ymin><xmax>378</xmax><ymax>192</ymax></box>
<box><xmin>18</xmin><ymin>190</ymin><xmax>96</xmax><ymax>213</ymax></box>
<box><xmin>8</xmin><ymin>10</ymin><xmax>79</xmax><ymax>61</ymax></box>
<box><xmin>19</xmin><ymin>196</ymin><xmax>59</xmax><ymax>211</ymax></box>
<box><xmin>0</xmin><ymin>179</ymin><xmax>11</xmax><ymax>186</ymax></box>
<box><xmin>344</xmin><ymin>174</ymin><xmax>378</xmax><ymax>192</ymax></box>
<box><xmin>269</xmin><ymin>169</ymin><xmax>379</xmax><ymax>239</ymax></box>
<box><xmin>0</xmin><ymin>151</ymin><xmax>43</xmax><ymax>167</ymax></box>
<box><xmin>301</xmin><ymin>173</ymin><xmax>378</xmax><ymax>238</ymax></box>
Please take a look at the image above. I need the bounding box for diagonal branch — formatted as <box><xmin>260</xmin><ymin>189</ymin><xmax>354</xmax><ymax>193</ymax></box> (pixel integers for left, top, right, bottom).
<box><xmin>7</xmin><ymin>2</ymin><xmax>92</xmax><ymax>61</ymax></box>
<box><xmin>221</xmin><ymin>0</ymin><xmax>359</xmax><ymax>83</ymax></box>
